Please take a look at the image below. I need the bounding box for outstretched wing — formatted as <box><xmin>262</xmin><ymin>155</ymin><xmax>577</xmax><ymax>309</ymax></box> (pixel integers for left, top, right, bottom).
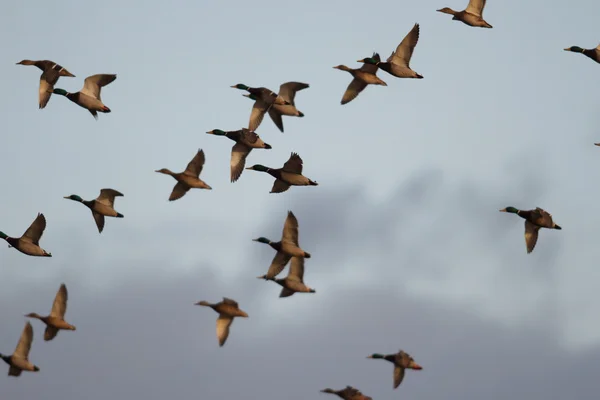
<box><xmin>341</xmin><ymin>78</ymin><xmax>368</xmax><ymax>105</ymax></box>
<box><xmin>22</xmin><ymin>213</ymin><xmax>46</xmax><ymax>245</ymax></box>
<box><xmin>14</xmin><ymin>322</ymin><xmax>33</xmax><ymax>359</ymax></box>
<box><xmin>169</xmin><ymin>182</ymin><xmax>190</xmax><ymax>201</ymax></box>
<box><xmin>389</xmin><ymin>24</ymin><xmax>420</xmax><ymax>68</ymax></box>
<box><xmin>81</xmin><ymin>74</ymin><xmax>117</xmax><ymax>100</ymax></box>
<box><xmin>265</xmin><ymin>251</ymin><xmax>292</xmax><ymax>279</ymax></box>
<box><xmin>248</xmin><ymin>99</ymin><xmax>269</xmax><ymax>132</ymax></box>
<box><xmin>524</xmin><ymin>220</ymin><xmax>540</xmax><ymax>253</ymax></box>
<box><xmin>287</xmin><ymin>256</ymin><xmax>305</xmax><ymax>282</ymax></box>
<box><xmin>216</xmin><ymin>315</ymin><xmax>233</xmax><ymax>347</ymax></box>
<box><xmin>278</xmin><ymin>82</ymin><xmax>309</xmax><ymax>105</ymax></box>
<box><xmin>230</xmin><ymin>142</ymin><xmax>252</xmax><ymax>183</ymax></box>
<box><xmin>466</xmin><ymin>0</ymin><xmax>486</xmax><ymax>17</ymax></box>
<box><xmin>393</xmin><ymin>366</ymin><xmax>406</xmax><ymax>388</ymax></box>
<box><xmin>267</xmin><ymin>108</ymin><xmax>285</xmax><ymax>132</ymax></box>
<box><xmin>281</xmin><ymin>153</ymin><xmax>303</xmax><ymax>174</ymax></box>
<box><xmin>50</xmin><ymin>284</ymin><xmax>68</xmax><ymax>318</ymax></box>
<box><xmin>282</xmin><ymin>211</ymin><xmax>300</xmax><ymax>246</ymax></box>
<box><xmin>184</xmin><ymin>149</ymin><xmax>206</xmax><ymax>178</ymax></box>
<box><xmin>270</xmin><ymin>179</ymin><xmax>291</xmax><ymax>194</ymax></box>
<box><xmin>96</xmin><ymin>188</ymin><xmax>123</xmax><ymax>208</ymax></box>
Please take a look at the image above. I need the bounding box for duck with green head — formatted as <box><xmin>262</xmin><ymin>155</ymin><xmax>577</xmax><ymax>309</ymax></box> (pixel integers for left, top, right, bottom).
<box><xmin>254</xmin><ymin>211</ymin><xmax>311</xmax><ymax>280</ymax></box>
<box><xmin>16</xmin><ymin>59</ymin><xmax>75</xmax><ymax>109</ymax></box>
<box><xmin>437</xmin><ymin>0</ymin><xmax>493</xmax><ymax>28</ymax></box>
<box><xmin>499</xmin><ymin>206</ymin><xmax>562</xmax><ymax>253</ymax></box>
<box><xmin>231</xmin><ymin>83</ymin><xmax>290</xmax><ymax>106</ymax></box>
<box><xmin>206</xmin><ymin>128</ymin><xmax>271</xmax><ymax>182</ymax></box>
<box><xmin>357</xmin><ymin>24</ymin><xmax>423</xmax><ymax>79</ymax></box>
<box><xmin>0</xmin><ymin>213</ymin><xmax>52</xmax><ymax>257</ymax></box>
<box><xmin>64</xmin><ymin>189</ymin><xmax>124</xmax><ymax>233</ymax></box>
<box><xmin>246</xmin><ymin>152</ymin><xmax>318</xmax><ymax>194</ymax></box>
<box><xmin>564</xmin><ymin>44</ymin><xmax>600</xmax><ymax>64</ymax></box>
<box><xmin>367</xmin><ymin>350</ymin><xmax>423</xmax><ymax>389</ymax></box>
<box><xmin>334</xmin><ymin>53</ymin><xmax>387</xmax><ymax>105</ymax></box>
<box><xmin>52</xmin><ymin>73</ymin><xmax>116</xmax><ymax>119</ymax></box>
<box><xmin>243</xmin><ymin>81</ymin><xmax>309</xmax><ymax>132</ymax></box>
<box><xmin>1</xmin><ymin>322</ymin><xmax>40</xmax><ymax>377</ymax></box>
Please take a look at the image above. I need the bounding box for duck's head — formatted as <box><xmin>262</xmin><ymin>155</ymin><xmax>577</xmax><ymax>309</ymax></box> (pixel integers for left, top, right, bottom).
<box><xmin>367</xmin><ymin>353</ymin><xmax>385</xmax><ymax>359</ymax></box>
<box><xmin>499</xmin><ymin>207</ymin><xmax>519</xmax><ymax>214</ymax></box>
<box><xmin>24</xmin><ymin>313</ymin><xmax>42</xmax><ymax>319</ymax></box>
<box><xmin>206</xmin><ymin>129</ymin><xmax>227</xmax><ymax>136</ymax></box>
<box><xmin>63</xmin><ymin>194</ymin><xmax>83</xmax><ymax>202</ymax></box>
<box><xmin>231</xmin><ymin>83</ymin><xmax>250</xmax><ymax>90</ymax></box>
<box><xmin>52</xmin><ymin>88</ymin><xmax>69</xmax><ymax>96</ymax></box>
<box><xmin>243</xmin><ymin>93</ymin><xmax>258</xmax><ymax>101</ymax></box>
<box><xmin>357</xmin><ymin>57</ymin><xmax>380</xmax><ymax>66</ymax></box>
<box><xmin>245</xmin><ymin>164</ymin><xmax>269</xmax><ymax>172</ymax></box>
<box><xmin>252</xmin><ymin>237</ymin><xmax>271</xmax><ymax>244</ymax></box>
<box><xmin>564</xmin><ymin>46</ymin><xmax>585</xmax><ymax>53</ymax></box>
<box><xmin>155</xmin><ymin>168</ymin><xmax>173</xmax><ymax>175</ymax></box>
<box><xmin>0</xmin><ymin>232</ymin><xmax>7</xmax><ymax>240</ymax></box>
<box><xmin>437</xmin><ymin>7</ymin><xmax>457</xmax><ymax>16</ymax></box>
<box><xmin>16</xmin><ymin>60</ymin><xmax>36</xmax><ymax>66</ymax></box>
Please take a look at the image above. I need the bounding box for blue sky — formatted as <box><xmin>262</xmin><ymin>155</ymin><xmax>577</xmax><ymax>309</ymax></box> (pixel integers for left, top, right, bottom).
<box><xmin>2</xmin><ymin>0</ymin><xmax>600</xmax><ymax>399</ymax></box>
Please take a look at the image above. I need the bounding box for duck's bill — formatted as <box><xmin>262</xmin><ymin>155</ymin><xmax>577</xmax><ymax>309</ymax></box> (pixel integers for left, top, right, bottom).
<box><xmin>413</xmin><ymin>364</ymin><xmax>423</xmax><ymax>370</ymax></box>
<box><xmin>499</xmin><ymin>208</ymin><xmax>507</xmax><ymax>212</ymax></box>
<box><xmin>245</xmin><ymin>167</ymin><xmax>253</xmax><ymax>170</ymax></box>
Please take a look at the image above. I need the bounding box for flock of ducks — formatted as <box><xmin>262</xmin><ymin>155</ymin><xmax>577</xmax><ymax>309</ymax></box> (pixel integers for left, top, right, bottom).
<box><xmin>3</xmin><ymin>0</ymin><xmax>600</xmax><ymax>397</ymax></box>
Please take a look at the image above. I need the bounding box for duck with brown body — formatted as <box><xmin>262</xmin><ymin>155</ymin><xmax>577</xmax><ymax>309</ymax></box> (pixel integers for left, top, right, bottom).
<box><xmin>357</xmin><ymin>24</ymin><xmax>423</xmax><ymax>79</ymax></box>
<box><xmin>0</xmin><ymin>213</ymin><xmax>52</xmax><ymax>257</ymax></box>
<box><xmin>246</xmin><ymin>152</ymin><xmax>318</xmax><ymax>194</ymax></box>
<box><xmin>499</xmin><ymin>206</ymin><xmax>562</xmax><ymax>253</ymax></box>
<box><xmin>231</xmin><ymin>84</ymin><xmax>291</xmax><ymax>106</ymax></box>
<box><xmin>334</xmin><ymin>52</ymin><xmax>387</xmax><ymax>105</ymax></box>
<box><xmin>0</xmin><ymin>322</ymin><xmax>40</xmax><ymax>377</ymax></box>
<box><xmin>25</xmin><ymin>283</ymin><xmax>76</xmax><ymax>341</ymax></box>
<box><xmin>16</xmin><ymin>59</ymin><xmax>75</xmax><ymax>109</ymax></box>
<box><xmin>367</xmin><ymin>350</ymin><xmax>423</xmax><ymax>388</ymax></box>
<box><xmin>64</xmin><ymin>189</ymin><xmax>124</xmax><ymax>233</ymax></box>
<box><xmin>437</xmin><ymin>0</ymin><xmax>493</xmax><ymax>28</ymax></box>
<box><xmin>156</xmin><ymin>149</ymin><xmax>212</xmax><ymax>201</ymax></box>
<box><xmin>320</xmin><ymin>386</ymin><xmax>372</xmax><ymax>400</ymax></box>
<box><xmin>194</xmin><ymin>297</ymin><xmax>248</xmax><ymax>347</ymax></box>
<box><xmin>267</xmin><ymin>256</ymin><xmax>316</xmax><ymax>298</ymax></box>
<box><xmin>564</xmin><ymin>44</ymin><xmax>600</xmax><ymax>64</ymax></box>
<box><xmin>52</xmin><ymin>74</ymin><xmax>116</xmax><ymax>119</ymax></box>
<box><xmin>206</xmin><ymin>129</ymin><xmax>271</xmax><ymax>182</ymax></box>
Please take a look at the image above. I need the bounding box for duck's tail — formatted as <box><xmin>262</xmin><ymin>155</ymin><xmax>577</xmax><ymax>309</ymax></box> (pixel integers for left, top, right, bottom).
<box><xmin>309</xmin><ymin>179</ymin><xmax>318</xmax><ymax>186</ymax></box>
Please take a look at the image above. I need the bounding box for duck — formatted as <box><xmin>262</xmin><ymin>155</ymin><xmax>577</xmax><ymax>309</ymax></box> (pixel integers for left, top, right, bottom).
<box><xmin>206</xmin><ymin>128</ymin><xmax>272</xmax><ymax>182</ymax></box>
<box><xmin>0</xmin><ymin>213</ymin><xmax>51</xmax><ymax>257</ymax></box>
<box><xmin>334</xmin><ymin>53</ymin><xmax>387</xmax><ymax>105</ymax></box>
<box><xmin>437</xmin><ymin>0</ymin><xmax>493</xmax><ymax>28</ymax></box>
<box><xmin>16</xmin><ymin>59</ymin><xmax>75</xmax><ymax>109</ymax></box>
<box><xmin>499</xmin><ymin>207</ymin><xmax>562</xmax><ymax>253</ymax></box>
<box><xmin>242</xmin><ymin>81</ymin><xmax>309</xmax><ymax>132</ymax></box>
<box><xmin>64</xmin><ymin>189</ymin><xmax>124</xmax><ymax>233</ymax></box>
<box><xmin>194</xmin><ymin>297</ymin><xmax>248</xmax><ymax>347</ymax></box>
<box><xmin>52</xmin><ymin>74</ymin><xmax>116</xmax><ymax>119</ymax></box>
<box><xmin>564</xmin><ymin>44</ymin><xmax>600</xmax><ymax>64</ymax></box>
<box><xmin>245</xmin><ymin>152</ymin><xmax>318</xmax><ymax>193</ymax></box>
<box><xmin>25</xmin><ymin>283</ymin><xmax>76</xmax><ymax>341</ymax></box>
<box><xmin>267</xmin><ymin>256</ymin><xmax>316</xmax><ymax>298</ymax></box>
<box><xmin>321</xmin><ymin>386</ymin><xmax>372</xmax><ymax>400</ymax></box>
<box><xmin>367</xmin><ymin>351</ymin><xmax>423</xmax><ymax>388</ymax></box>
<box><xmin>156</xmin><ymin>149</ymin><xmax>212</xmax><ymax>201</ymax></box>
<box><xmin>0</xmin><ymin>322</ymin><xmax>40</xmax><ymax>377</ymax></box>
<box><xmin>357</xmin><ymin>24</ymin><xmax>423</xmax><ymax>79</ymax></box>
<box><xmin>254</xmin><ymin>211</ymin><xmax>311</xmax><ymax>280</ymax></box>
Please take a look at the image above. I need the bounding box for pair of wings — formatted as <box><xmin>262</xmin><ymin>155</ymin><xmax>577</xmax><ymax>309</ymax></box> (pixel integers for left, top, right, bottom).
<box><xmin>169</xmin><ymin>150</ymin><xmax>207</xmax><ymax>201</ymax></box>
<box><xmin>523</xmin><ymin>207</ymin><xmax>554</xmax><ymax>253</ymax></box>
<box><xmin>269</xmin><ymin>153</ymin><xmax>305</xmax><ymax>194</ymax></box>
<box><xmin>43</xmin><ymin>284</ymin><xmax>69</xmax><ymax>341</ymax></box>
<box><xmin>33</xmin><ymin>60</ymin><xmax>75</xmax><ymax>109</ymax></box>
<box><xmin>248</xmin><ymin>82</ymin><xmax>309</xmax><ymax>132</ymax></box>
<box><xmin>92</xmin><ymin>189</ymin><xmax>124</xmax><ymax>233</ymax></box>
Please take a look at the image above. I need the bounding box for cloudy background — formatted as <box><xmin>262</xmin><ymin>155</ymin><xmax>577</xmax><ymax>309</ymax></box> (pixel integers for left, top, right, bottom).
<box><xmin>2</xmin><ymin>0</ymin><xmax>600</xmax><ymax>398</ymax></box>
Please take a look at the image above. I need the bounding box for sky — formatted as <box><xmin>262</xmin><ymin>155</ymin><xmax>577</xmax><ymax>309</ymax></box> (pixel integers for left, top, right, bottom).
<box><xmin>1</xmin><ymin>0</ymin><xmax>600</xmax><ymax>398</ymax></box>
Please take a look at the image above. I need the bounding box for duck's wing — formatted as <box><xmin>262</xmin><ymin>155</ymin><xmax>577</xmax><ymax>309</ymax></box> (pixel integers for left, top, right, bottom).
<box><xmin>282</xmin><ymin>211</ymin><xmax>300</xmax><ymax>246</ymax></box>
<box><xmin>81</xmin><ymin>74</ymin><xmax>117</xmax><ymax>100</ymax></box>
<box><xmin>388</xmin><ymin>24</ymin><xmax>420</xmax><ymax>68</ymax></box>
<box><xmin>249</xmin><ymin>99</ymin><xmax>269</xmax><ymax>132</ymax></box>
<box><xmin>183</xmin><ymin>149</ymin><xmax>206</xmax><ymax>178</ymax></box>
<box><xmin>38</xmin><ymin>78</ymin><xmax>53</xmax><ymax>109</ymax></box>
<box><xmin>230</xmin><ymin>142</ymin><xmax>252</xmax><ymax>183</ymax></box>
<box><xmin>216</xmin><ymin>315</ymin><xmax>233</xmax><ymax>347</ymax></box>
<box><xmin>270</xmin><ymin>179</ymin><xmax>291</xmax><ymax>194</ymax></box>
<box><xmin>222</xmin><ymin>297</ymin><xmax>239</xmax><ymax>307</ymax></box>
<box><xmin>92</xmin><ymin>212</ymin><xmax>105</xmax><ymax>233</ymax></box>
<box><xmin>466</xmin><ymin>0</ymin><xmax>486</xmax><ymax>16</ymax></box>
<box><xmin>360</xmin><ymin>52</ymin><xmax>381</xmax><ymax>74</ymax></box>
<box><xmin>8</xmin><ymin>366</ymin><xmax>22</xmax><ymax>377</ymax></box>
<box><xmin>267</xmin><ymin>108</ymin><xmax>285</xmax><ymax>132</ymax></box>
<box><xmin>14</xmin><ymin>322</ymin><xmax>33</xmax><ymax>359</ymax></box>
<box><xmin>281</xmin><ymin>152</ymin><xmax>303</xmax><ymax>174</ymax></box>
<box><xmin>265</xmin><ymin>251</ymin><xmax>292</xmax><ymax>279</ymax></box>
<box><xmin>169</xmin><ymin>182</ymin><xmax>190</xmax><ymax>201</ymax></box>
<box><xmin>50</xmin><ymin>283</ymin><xmax>68</xmax><ymax>319</ymax></box>
<box><xmin>96</xmin><ymin>188</ymin><xmax>123</xmax><ymax>208</ymax></box>
<box><xmin>287</xmin><ymin>256</ymin><xmax>305</xmax><ymax>282</ymax></box>
<box><xmin>341</xmin><ymin>78</ymin><xmax>368</xmax><ymax>105</ymax></box>
<box><xmin>279</xmin><ymin>287</ymin><xmax>295</xmax><ymax>298</ymax></box>
<box><xmin>393</xmin><ymin>365</ymin><xmax>406</xmax><ymax>388</ymax></box>
<box><xmin>22</xmin><ymin>213</ymin><xmax>46</xmax><ymax>245</ymax></box>
<box><xmin>44</xmin><ymin>326</ymin><xmax>59</xmax><ymax>341</ymax></box>
<box><xmin>524</xmin><ymin>220</ymin><xmax>540</xmax><ymax>253</ymax></box>
<box><xmin>278</xmin><ymin>82</ymin><xmax>309</xmax><ymax>106</ymax></box>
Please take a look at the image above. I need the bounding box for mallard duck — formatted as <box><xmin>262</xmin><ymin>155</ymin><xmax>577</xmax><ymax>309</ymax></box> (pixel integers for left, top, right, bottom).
<box><xmin>16</xmin><ymin>59</ymin><xmax>75</xmax><ymax>109</ymax></box>
<box><xmin>25</xmin><ymin>283</ymin><xmax>76</xmax><ymax>341</ymax></box>
<box><xmin>231</xmin><ymin>84</ymin><xmax>291</xmax><ymax>106</ymax></box>
<box><xmin>156</xmin><ymin>149</ymin><xmax>212</xmax><ymax>201</ymax></box>
<box><xmin>321</xmin><ymin>386</ymin><xmax>372</xmax><ymax>400</ymax></box>
<box><xmin>499</xmin><ymin>207</ymin><xmax>562</xmax><ymax>253</ymax></box>
<box><xmin>194</xmin><ymin>297</ymin><xmax>248</xmax><ymax>347</ymax></box>
<box><xmin>0</xmin><ymin>322</ymin><xmax>40</xmax><ymax>377</ymax></box>
<box><xmin>334</xmin><ymin>53</ymin><xmax>387</xmax><ymax>105</ymax></box>
<box><xmin>564</xmin><ymin>44</ymin><xmax>600</xmax><ymax>64</ymax></box>
<box><xmin>437</xmin><ymin>0</ymin><xmax>493</xmax><ymax>28</ymax></box>
<box><xmin>254</xmin><ymin>211</ymin><xmax>311</xmax><ymax>280</ymax></box>
<box><xmin>206</xmin><ymin>129</ymin><xmax>272</xmax><ymax>182</ymax></box>
<box><xmin>367</xmin><ymin>351</ymin><xmax>423</xmax><ymax>388</ymax></box>
<box><xmin>357</xmin><ymin>24</ymin><xmax>423</xmax><ymax>79</ymax></box>
<box><xmin>0</xmin><ymin>213</ymin><xmax>51</xmax><ymax>257</ymax></box>
<box><xmin>267</xmin><ymin>256</ymin><xmax>316</xmax><ymax>297</ymax></box>
<box><xmin>64</xmin><ymin>189</ymin><xmax>124</xmax><ymax>233</ymax></box>
<box><xmin>243</xmin><ymin>81</ymin><xmax>309</xmax><ymax>132</ymax></box>
<box><xmin>245</xmin><ymin>152</ymin><xmax>318</xmax><ymax>193</ymax></box>
<box><xmin>52</xmin><ymin>74</ymin><xmax>116</xmax><ymax>119</ymax></box>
